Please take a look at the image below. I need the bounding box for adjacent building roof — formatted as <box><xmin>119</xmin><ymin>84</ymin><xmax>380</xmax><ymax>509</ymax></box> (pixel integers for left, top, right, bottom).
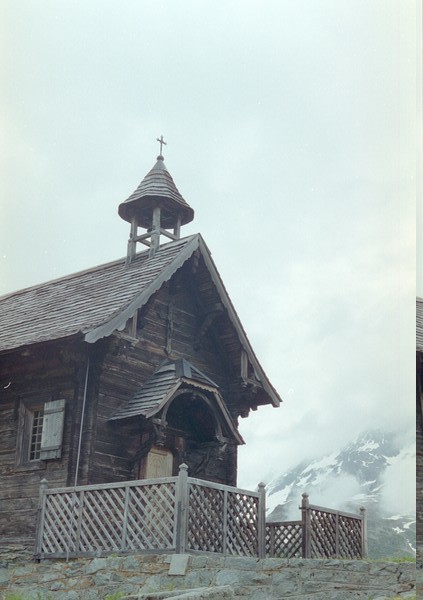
<box><xmin>0</xmin><ymin>234</ymin><xmax>281</xmax><ymax>407</ymax></box>
<box><xmin>417</xmin><ymin>298</ymin><xmax>423</xmax><ymax>353</ymax></box>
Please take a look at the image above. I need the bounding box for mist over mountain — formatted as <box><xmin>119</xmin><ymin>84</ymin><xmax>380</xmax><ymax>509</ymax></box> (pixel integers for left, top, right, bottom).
<box><xmin>265</xmin><ymin>429</ymin><xmax>415</xmax><ymax>559</ymax></box>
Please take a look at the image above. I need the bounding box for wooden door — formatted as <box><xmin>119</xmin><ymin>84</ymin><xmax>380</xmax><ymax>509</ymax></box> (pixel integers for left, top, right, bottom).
<box><xmin>144</xmin><ymin>446</ymin><xmax>174</xmax><ymax>479</ymax></box>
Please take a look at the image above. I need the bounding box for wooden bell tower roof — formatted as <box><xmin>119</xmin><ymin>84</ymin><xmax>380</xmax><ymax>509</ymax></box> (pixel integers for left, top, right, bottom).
<box><xmin>118</xmin><ymin>154</ymin><xmax>194</xmax><ymax>230</ymax></box>
<box><xmin>118</xmin><ymin>137</ymin><xmax>194</xmax><ymax>261</ymax></box>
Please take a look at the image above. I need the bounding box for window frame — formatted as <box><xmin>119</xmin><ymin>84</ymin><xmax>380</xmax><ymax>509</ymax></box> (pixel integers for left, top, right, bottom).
<box><xmin>15</xmin><ymin>398</ymin><xmax>66</xmax><ymax>469</ymax></box>
<box><xmin>29</xmin><ymin>407</ymin><xmax>45</xmax><ymax>461</ymax></box>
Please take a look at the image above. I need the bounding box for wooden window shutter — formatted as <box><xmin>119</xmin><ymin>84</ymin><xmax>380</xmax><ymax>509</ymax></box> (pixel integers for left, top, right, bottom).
<box><xmin>40</xmin><ymin>399</ymin><xmax>66</xmax><ymax>460</ymax></box>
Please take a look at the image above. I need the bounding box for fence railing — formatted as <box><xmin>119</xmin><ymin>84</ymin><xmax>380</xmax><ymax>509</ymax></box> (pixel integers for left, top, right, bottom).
<box><xmin>266</xmin><ymin>493</ymin><xmax>367</xmax><ymax>559</ymax></box>
<box><xmin>35</xmin><ymin>475</ymin><xmax>179</xmax><ymax>559</ymax></box>
<box><xmin>266</xmin><ymin>520</ymin><xmax>303</xmax><ymax>558</ymax></box>
<box><xmin>35</xmin><ymin>465</ymin><xmax>366</xmax><ymax>560</ymax></box>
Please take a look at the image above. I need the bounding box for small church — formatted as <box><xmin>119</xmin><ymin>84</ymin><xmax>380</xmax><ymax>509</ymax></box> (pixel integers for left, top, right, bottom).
<box><xmin>0</xmin><ymin>139</ymin><xmax>281</xmax><ymax>547</ymax></box>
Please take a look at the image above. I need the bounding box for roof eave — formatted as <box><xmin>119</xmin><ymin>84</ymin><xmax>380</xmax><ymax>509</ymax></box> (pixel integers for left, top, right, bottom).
<box><xmin>0</xmin><ymin>332</ymin><xmax>86</xmax><ymax>358</ymax></box>
<box><xmin>196</xmin><ymin>235</ymin><xmax>282</xmax><ymax>408</ymax></box>
<box><xmin>82</xmin><ymin>231</ymin><xmax>281</xmax><ymax>407</ymax></box>
<box><xmin>84</xmin><ymin>235</ymin><xmax>201</xmax><ymax>344</ymax></box>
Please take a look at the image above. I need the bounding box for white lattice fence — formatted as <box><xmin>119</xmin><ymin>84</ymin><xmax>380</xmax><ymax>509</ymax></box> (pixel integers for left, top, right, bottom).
<box><xmin>36</xmin><ymin>478</ymin><xmax>178</xmax><ymax>559</ymax></box>
<box><xmin>41</xmin><ymin>490</ymin><xmax>81</xmax><ymax>555</ymax></box>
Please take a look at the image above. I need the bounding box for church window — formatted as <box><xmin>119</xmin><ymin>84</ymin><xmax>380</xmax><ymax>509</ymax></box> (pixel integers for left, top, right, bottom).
<box><xmin>16</xmin><ymin>399</ymin><xmax>66</xmax><ymax>466</ymax></box>
<box><xmin>29</xmin><ymin>409</ymin><xmax>44</xmax><ymax>461</ymax></box>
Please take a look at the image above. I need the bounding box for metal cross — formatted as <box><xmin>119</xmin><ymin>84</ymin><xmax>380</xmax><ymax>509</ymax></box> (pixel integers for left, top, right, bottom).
<box><xmin>156</xmin><ymin>135</ymin><xmax>167</xmax><ymax>155</ymax></box>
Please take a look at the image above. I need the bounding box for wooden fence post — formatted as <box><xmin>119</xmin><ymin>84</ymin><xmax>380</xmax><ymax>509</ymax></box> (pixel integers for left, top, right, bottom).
<box><xmin>121</xmin><ymin>484</ymin><xmax>130</xmax><ymax>551</ymax></box>
<box><xmin>257</xmin><ymin>482</ymin><xmax>266</xmax><ymax>559</ymax></box>
<box><xmin>301</xmin><ymin>493</ymin><xmax>311</xmax><ymax>558</ymax></box>
<box><xmin>360</xmin><ymin>507</ymin><xmax>368</xmax><ymax>558</ymax></box>
<box><xmin>74</xmin><ymin>490</ymin><xmax>84</xmax><ymax>556</ymax></box>
<box><xmin>175</xmin><ymin>463</ymin><xmax>189</xmax><ymax>554</ymax></box>
<box><xmin>34</xmin><ymin>478</ymin><xmax>48</xmax><ymax>559</ymax></box>
<box><xmin>222</xmin><ymin>489</ymin><xmax>228</xmax><ymax>555</ymax></box>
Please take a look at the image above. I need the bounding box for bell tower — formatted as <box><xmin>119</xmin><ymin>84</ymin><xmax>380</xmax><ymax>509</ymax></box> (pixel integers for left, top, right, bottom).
<box><xmin>118</xmin><ymin>137</ymin><xmax>194</xmax><ymax>263</ymax></box>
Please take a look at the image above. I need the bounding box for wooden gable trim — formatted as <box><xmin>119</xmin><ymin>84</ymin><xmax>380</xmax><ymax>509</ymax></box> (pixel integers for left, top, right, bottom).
<box><xmin>83</xmin><ymin>232</ymin><xmax>281</xmax><ymax>407</ymax></box>
<box><xmin>196</xmin><ymin>236</ymin><xmax>281</xmax><ymax>408</ymax></box>
<box><xmin>158</xmin><ymin>384</ymin><xmax>245</xmax><ymax>446</ymax></box>
<box><xmin>124</xmin><ymin>375</ymin><xmax>244</xmax><ymax>445</ymax></box>
<box><xmin>84</xmin><ymin>235</ymin><xmax>200</xmax><ymax>344</ymax></box>
<box><xmin>179</xmin><ymin>379</ymin><xmax>245</xmax><ymax>445</ymax></box>
<box><xmin>142</xmin><ymin>379</ymin><xmax>182</xmax><ymax>419</ymax></box>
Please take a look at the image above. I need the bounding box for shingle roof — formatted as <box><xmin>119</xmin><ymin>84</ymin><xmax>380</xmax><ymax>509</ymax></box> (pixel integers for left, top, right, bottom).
<box><xmin>109</xmin><ymin>359</ymin><xmax>219</xmax><ymax>421</ymax></box>
<box><xmin>0</xmin><ymin>233</ymin><xmax>281</xmax><ymax>407</ymax></box>
<box><xmin>109</xmin><ymin>358</ymin><xmax>244</xmax><ymax>444</ymax></box>
<box><xmin>118</xmin><ymin>156</ymin><xmax>194</xmax><ymax>228</ymax></box>
<box><xmin>111</xmin><ymin>361</ymin><xmax>181</xmax><ymax>420</ymax></box>
<box><xmin>0</xmin><ymin>235</ymin><xmax>199</xmax><ymax>353</ymax></box>
<box><xmin>417</xmin><ymin>298</ymin><xmax>423</xmax><ymax>353</ymax></box>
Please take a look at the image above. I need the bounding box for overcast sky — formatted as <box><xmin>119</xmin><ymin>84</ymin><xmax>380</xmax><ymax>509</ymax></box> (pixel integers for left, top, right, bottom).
<box><xmin>1</xmin><ymin>1</ymin><xmax>420</xmax><ymax>505</ymax></box>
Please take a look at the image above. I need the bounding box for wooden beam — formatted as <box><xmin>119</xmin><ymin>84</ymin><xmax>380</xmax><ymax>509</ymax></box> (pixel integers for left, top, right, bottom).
<box><xmin>126</xmin><ymin>217</ymin><xmax>138</xmax><ymax>264</ymax></box>
<box><xmin>128</xmin><ymin>312</ymin><xmax>138</xmax><ymax>338</ymax></box>
<box><xmin>240</xmin><ymin>351</ymin><xmax>248</xmax><ymax>380</ymax></box>
<box><xmin>132</xmin><ymin>232</ymin><xmax>153</xmax><ymax>242</ymax></box>
<box><xmin>173</xmin><ymin>215</ymin><xmax>181</xmax><ymax>239</ymax></box>
<box><xmin>160</xmin><ymin>228</ymin><xmax>179</xmax><ymax>241</ymax></box>
<box><xmin>149</xmin><ymin>207</ymin><xmax>161</xmax><ymax>257</ymax></box>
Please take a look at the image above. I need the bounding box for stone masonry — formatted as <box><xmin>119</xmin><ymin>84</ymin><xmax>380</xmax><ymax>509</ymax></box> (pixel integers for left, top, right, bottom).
<box><xmin>0</xmin><ymin>545</ymin><xmax>416</xmax><ymax>600</ymax></box>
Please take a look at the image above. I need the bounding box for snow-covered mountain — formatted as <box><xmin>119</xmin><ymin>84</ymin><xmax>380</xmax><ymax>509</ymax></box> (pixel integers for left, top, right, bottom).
<box><xmin>265</xmin><ymin>429</ymin><xmax>415</xmax><ymax>559</ymax></box>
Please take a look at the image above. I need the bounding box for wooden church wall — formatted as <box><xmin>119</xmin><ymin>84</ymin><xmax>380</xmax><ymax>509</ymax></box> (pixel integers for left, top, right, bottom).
<box><xmin>0</xmin><ymin>256</ymin><xmax>250</xmax><ymax>545</ymax></box>
<box><xmin>0</xmin><ymin>341</ymin><xmax>88</xmax><ymax>544</ymax></box>
<box><xmin>90</xmin><ymin>268</ymin><xmax>239</xmax><ymax>487</ymax></box>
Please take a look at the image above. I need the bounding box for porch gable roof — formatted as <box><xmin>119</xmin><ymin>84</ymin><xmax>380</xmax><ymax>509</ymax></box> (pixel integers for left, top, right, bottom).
<box><xmin>109</xmin><ymin>358</ymin><xmax>244</xmax><ymax>445</ymax></box>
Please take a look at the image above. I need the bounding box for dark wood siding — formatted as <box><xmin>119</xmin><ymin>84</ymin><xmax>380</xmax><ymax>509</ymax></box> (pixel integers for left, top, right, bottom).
<box><xmin>90</xmin><ymin>269</ymin><xmax>242</xmax><ymax>487</ymax></box>
<box><xmin>0</xmin><ymin>255</ymin><xmax>268</xmax><ymax>544</ymax></box>
<box><xmin>0</xmin><ymin>341</ymin><xmax>87</xmax><ymax>544</ymax></box>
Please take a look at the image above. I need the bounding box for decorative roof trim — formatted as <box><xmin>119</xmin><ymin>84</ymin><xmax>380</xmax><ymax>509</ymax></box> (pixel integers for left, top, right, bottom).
<box><xmin>142</xmin><ymin>379</ymin><xmax>182</xmax><ymax>419</ymax></box>
<box><xmin>196</xmin><ymin>236</ymin><xmax>281</xmax><ymax>408</ymax></box>
<box><xmin>83</xmin><ymin>232</ymin><xmax>281</xmax><ymax>407</ymax></box>
<box><xmin>84</xmin><ymin>235</ymin><xmax>200</xmax><ymax>343</ymax></box>
<box><xmin>110</xmin><ymin>375</ymin><xmax>244</xmax><ymax>445</ymax></box>
<box><xmin>152</xmin><ymin>383</ymin><xmax>244</xmax><ymax>445</ymax></box>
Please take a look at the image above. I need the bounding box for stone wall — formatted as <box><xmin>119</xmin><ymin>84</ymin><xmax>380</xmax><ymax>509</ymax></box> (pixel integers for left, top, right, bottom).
<box><xmin>0</xmin><ymin>546</ymin><xmax>416</xmax><ymax>600</ymax></box>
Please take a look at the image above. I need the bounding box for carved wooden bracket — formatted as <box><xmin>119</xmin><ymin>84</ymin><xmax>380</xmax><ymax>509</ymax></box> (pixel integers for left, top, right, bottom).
<box><xmin>151</xmin><ymin>417</ymin><xmax>168</xmax><ymax>446</ymax></box>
